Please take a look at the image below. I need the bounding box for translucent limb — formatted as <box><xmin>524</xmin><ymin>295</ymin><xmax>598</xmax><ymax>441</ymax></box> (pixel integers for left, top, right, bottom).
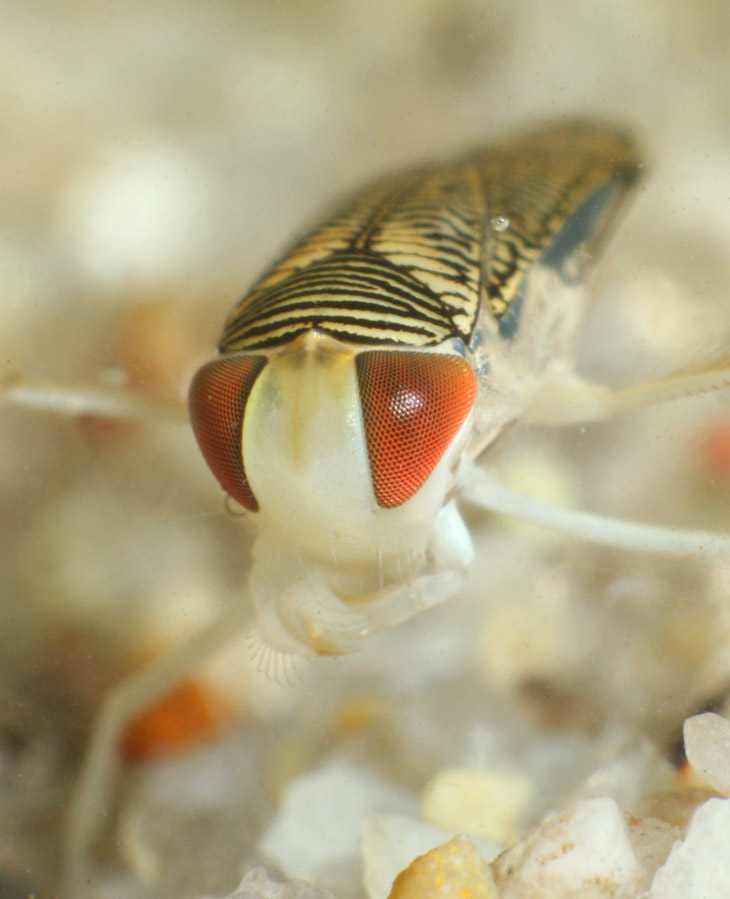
<box><xmin>463</xmin><ymin>465</ymin><xmax>730</xmax><ymax>559</ymax></box>
<box><xmin>1</xmin><ymin>374</ymin><xmax>188</xmax><ymax>423</ymax></box>
<box><xmin>251</xmin><ymin>555</ymin><xmax>464</xmax><ymax>658</ymax></box>
<box><xmin>251</xmin><ymin>505</ymin><xmax>472</xmax><ymax>656</ymax></box>
<box><xmin>63</xmin><ymin>596</ymin><xmax>251</xmax><ymax>899</ymax></box>
<box><xmin>607</xmin><ymin>361</ymin><xmax>730</xmax><ymax>416</ymax></box>
<box><xmin>353</xmin><ymin>569</ymin><xmax>464</xmax><ymax>630</ymax></box>
<box><xmin>429</xmin><ymin>499</ymin><xmax>475</xmax><ymax>571</ymax></box>
<box><xmin>526</xmin><ymin>360</ymin><xmax>730</xmax><ymax>426</ymax></box>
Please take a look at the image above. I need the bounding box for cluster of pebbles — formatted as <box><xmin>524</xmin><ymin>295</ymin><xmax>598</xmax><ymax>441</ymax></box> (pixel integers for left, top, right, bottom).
<box><xmin>206</xmin><ymin>714</ymin><xmax>730</xmax><ymax>899</ymax></box>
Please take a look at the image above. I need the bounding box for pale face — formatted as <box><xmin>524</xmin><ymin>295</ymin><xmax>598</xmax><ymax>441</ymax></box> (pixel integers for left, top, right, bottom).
<box><xmin>189</xmin><ymin>331</ymin><xmax>477</xmax><ymax>577</ymax></box>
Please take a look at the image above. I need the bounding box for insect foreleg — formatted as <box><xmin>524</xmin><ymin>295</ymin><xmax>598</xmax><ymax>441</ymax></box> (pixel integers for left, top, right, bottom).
<box><xmin>64</xmin><ymin>594</ymin><xmax>251</xmax><ymax>898</ymax></box>
<box><xmin>249</xmin><ymin>502</ymin><xmax>473</xmax><ymax>656</ymax></box>
<box><xmin>2</xmin><ymin>374</ymin><xmax>188</xmax><ymax>423</ymax></box>
<box><xmin>345</xmin><ymin>501</ymin><xmax>474</xmax><ymax>633</ymax></box>
<box><xmin>463</xmin><ymin>465</ymin><xmax>730</xmax><ymax>559</ymax></box>
<box><xmin>254</xmin><ymin>568</ymin><xmax>465</xmax><ymax>657</ymax></box>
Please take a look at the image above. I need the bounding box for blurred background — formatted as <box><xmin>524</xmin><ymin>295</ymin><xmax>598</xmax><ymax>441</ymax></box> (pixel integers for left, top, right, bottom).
<box><xmin>3</xmin><ymin>1</ymin><xmax>730</xmax><ymax>897</ymax></box>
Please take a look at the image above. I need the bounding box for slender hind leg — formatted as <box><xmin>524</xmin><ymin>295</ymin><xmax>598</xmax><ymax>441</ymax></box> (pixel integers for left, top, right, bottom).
<box><xmin>464</xmin><ymin>465</ymin><xmax>730</xmax><ymax>559</ymax></box>
<box><xmin>64</xmin><ymin>595</ymin><xmax>251</xmax><ymax>898</ymax></box>
<box><xmin>483</xmin><ymin>359</ymin><xmax>730</xmax><ymax>557</ymax></box>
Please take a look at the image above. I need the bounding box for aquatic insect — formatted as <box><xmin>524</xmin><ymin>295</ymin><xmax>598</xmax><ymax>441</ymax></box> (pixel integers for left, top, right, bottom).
<box><xmin>8</xmin><ymin>120</ymin><xmax>730</xmax><ymax>893</ymax></box>
<box><xmin>185</xmin><ymin>119</ymin><xmax>730</xmax><ymax>658</ymax></box>
<box><xmin>187</xmin><ymin>120</ymin><xmax>639</xmax><ymax>658</ymax></box>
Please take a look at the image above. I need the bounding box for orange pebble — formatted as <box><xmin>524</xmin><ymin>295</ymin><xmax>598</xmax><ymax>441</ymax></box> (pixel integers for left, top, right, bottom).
<box><xmin>387</xmin><ymin>835</ymin><xmax>496</xmax><ymax>899</ymax></box>
<box><xmin>121</xmin><ymin>678</ymin><xmax>231</xmax><ymax>762</ymax></box>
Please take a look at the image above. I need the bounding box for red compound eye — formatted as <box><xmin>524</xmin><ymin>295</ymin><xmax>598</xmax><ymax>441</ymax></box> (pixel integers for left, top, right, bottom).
<box><xmin>355</xmin><ymin>351</ymin><xmax>477</xmax><ymax>509</ymax></box>
<box><xmin>188</xmin><ymin>355</ymin><xmax>267</xmax><ymax>512</ymax></box>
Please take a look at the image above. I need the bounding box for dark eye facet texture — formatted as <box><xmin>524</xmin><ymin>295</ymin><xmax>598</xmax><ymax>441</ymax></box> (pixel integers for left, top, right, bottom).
<box><xmin>188</xmin><ymin>355</ymin><xmax>267</xmax><ymax>511</ymax></box>
<box><xmin>356</xmin><ymin>351</ymin><xmax>477</xmax><ymax>508</ymax></box>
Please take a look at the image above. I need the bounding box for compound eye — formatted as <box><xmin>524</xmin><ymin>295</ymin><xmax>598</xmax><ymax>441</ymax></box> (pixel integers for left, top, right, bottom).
<box><xmin>355</xmin><ymin>351</ymin><xmax>477</xmax><ymax>509</ymax></box>
<box><xmin>188</xmin><ymin>355</ymin><xmax>267</xmax><ymax>512</ymax></box>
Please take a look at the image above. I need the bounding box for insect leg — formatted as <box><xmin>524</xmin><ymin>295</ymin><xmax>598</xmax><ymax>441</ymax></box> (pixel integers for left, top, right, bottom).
<box><xmin>463</xmin><ymin>465</ymin><xmax>730</xmax><ymax>559</ymax></box>
<box><xmin>606</xmin><ymin>359</ymin><xmax>730</xmax><ymax>418</ymax></box>
<box><xmin>64</xmin><ymin>594</ymin><xmax>250</xmax><ymax>898</ymax></box>
<box><xmin>526</xmin><ymin>360</ymin><xmax>730</xmax><ymax>426</ymax></box>
<box><xmin>250</xmin><ymin>506</ymin><xmax>472</xmax><ymax>656</ymax></box>
<box><xmin>345</xmin><ymin>502</ymin><xmax>473</xmax><ymax>634</ymax></box>
<box><xmin>1</xmin><ymin>375</ymin><xmax>188</xmax><ymax>423</ymax></box>
<box><xmin>254</xmin><ymin>568</ymin><xmax>465</xmax><ymax>657</ymax></box>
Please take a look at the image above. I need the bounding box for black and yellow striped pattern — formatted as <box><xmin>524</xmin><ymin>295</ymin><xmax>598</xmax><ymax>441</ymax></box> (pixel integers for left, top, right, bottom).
<box><xmin>219</xmin><ymin>122</ymin><xmax>640</xmax><ymax>353</ymax></box>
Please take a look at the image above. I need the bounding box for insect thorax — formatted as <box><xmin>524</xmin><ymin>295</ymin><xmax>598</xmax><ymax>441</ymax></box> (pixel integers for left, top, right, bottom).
<box><xmin>218</xmin><ymin>251</ymin><xmax>466</xmax><ymax>352</ymax></box>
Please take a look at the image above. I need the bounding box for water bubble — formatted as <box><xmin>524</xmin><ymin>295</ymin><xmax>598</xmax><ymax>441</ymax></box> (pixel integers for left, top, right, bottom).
<box><xmin>491</xmin><ymin>214</ymin><xmax>509</xmax><ymax>232</ymax></box>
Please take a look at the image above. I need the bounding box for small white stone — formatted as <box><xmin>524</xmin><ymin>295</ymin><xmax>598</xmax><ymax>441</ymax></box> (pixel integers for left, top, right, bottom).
<box><xmin>362</xmin><ymin>814</ymin><xmax>501</xmax><ymax>899</ymax></box>
<box><xmin>580</xmin><ymin>734</ymin><xmax>675</xmax><ymax>812</ymax></box>
<box><xmin>258</xmin><ymin>759</ymin><xmax>412</xmax><ymax>886</ymax></box>
<box><xmin>492</xmin><ymin>797</ymin><xmax>647</xmax><ymax>898</ymax></box>
<box><xmin>206</xmin><ymin>867</ymin><xmax>335</xmax><ymax>898</ymax></box>
<box><xmin>648</xmin><ymin>798</ymin><xmax>730</xmax><ymax>898</ymax></box>
<box><xmin>420</xmin><ymin>768</ymin><xmax>532</xmax><ymax>844</ymax></box>
<box><xmin>683</xmin><ymin>713</ymin><xmax>730</xmax><ymax>797</ymax></box>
